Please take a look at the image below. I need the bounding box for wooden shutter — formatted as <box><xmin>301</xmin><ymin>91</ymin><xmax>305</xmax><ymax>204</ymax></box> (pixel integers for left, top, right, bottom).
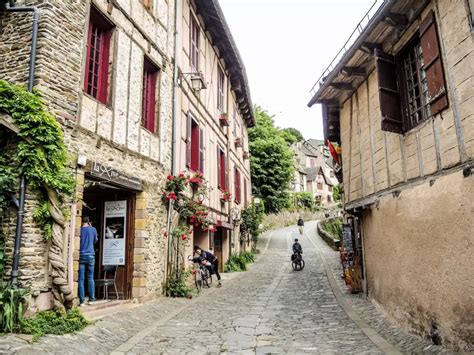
<box><xmin>199</xmin><ymin>127</ymin><xmax>204</xmax><ymax>173</ymax></box>
<box><xmin>420</xmin><ymin>11</ymin><xmax>448</xmax><ymax>115</ymax></box>
<box><xmin>98</xmin><ymin>30</ymin><xmax>112</xmax><ymax>104</ymax></box>
<box><xmin>375</xmin><ymin>49</ymin><xmax>403</xmax><ymax>133</ymax></box>
<box><xmin>217</xmin><ymin>145</ymin><xmax>221</xmax><ymax>189</ymax></box>
<box><xmin>186</xmin><ymin>114</ymin><xmax>192</xmax><ymax>167</ymax></box>
<box><xmin>224</xmin><ymin>154</ymin><xmax>229</xmax><ymax>191</ymax></box>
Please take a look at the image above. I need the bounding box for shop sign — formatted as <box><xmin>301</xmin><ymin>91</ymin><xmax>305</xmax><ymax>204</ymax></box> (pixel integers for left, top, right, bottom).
<box><xmin>103</xmin><ymin>200</ymin><xmax>127</xmax><ymax>266</ymax></box>
<box><xmin>342</xmin><ymin>224</ymin><xmax>353</xmax><ymax>250</ymax></box>
<box><xmin>88</xmin><ymin>161</ymin><xmax>143</xmax><ymax>191</ymax></box>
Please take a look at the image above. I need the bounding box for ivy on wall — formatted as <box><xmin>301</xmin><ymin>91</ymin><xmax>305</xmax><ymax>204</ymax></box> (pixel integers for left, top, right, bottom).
<box><xmin>0</xmin><ymin>80</ymin><xmax>75</xmax><ymax>309</ymax></box>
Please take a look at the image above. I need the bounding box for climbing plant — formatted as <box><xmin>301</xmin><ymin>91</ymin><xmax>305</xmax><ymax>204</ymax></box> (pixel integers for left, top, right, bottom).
<box><xmin>0</xmin><ymin>80</ymin><xmax>75</xmax><ymax>309</ymax></box>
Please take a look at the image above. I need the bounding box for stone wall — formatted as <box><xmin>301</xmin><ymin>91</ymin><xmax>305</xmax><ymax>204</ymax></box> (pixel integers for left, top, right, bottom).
<box><xmin>0</xmin><ymin>0</ymin><xmax>175</xmax><ymax>305</ymax></box>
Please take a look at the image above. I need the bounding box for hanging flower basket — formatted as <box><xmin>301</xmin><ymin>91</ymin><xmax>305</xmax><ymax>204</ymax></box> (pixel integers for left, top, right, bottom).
<box><xmin>220</xmin><ymin>189</ymin><xmax>232</xmax><ymax>203</ymax></box>
<box><xmin>219</xmin><ymin>113</ymin><xmax>229</xmax><ymax>126</ymax></box>
<box><xmin>188</xmin><ymin>171</ymin><xmax>204</xmax><ymax>189</ymax></box>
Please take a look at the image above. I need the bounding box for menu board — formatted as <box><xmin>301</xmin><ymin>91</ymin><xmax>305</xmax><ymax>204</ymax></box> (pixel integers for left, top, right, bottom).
<box><xmin>103</xmin><ymin>200</ymin><xmax>127</xmax><ymax>265</ymax></box>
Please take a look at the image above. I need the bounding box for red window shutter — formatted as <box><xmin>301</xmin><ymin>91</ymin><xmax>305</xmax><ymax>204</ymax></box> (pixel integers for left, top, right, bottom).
<box><xmin>186</xmin><ymin>114</ymin><xmax>192</xmax><ymax>168</ymax></box>
<box><xmin>199</xmin><ymin>127</ymin><xmax>204</xmax><ymax>173</ymax></box>
<box><xmin>234</xmin><ymin>168</ymin><xmax>241</xmax><ymax>204</ymax></box>
<box><xmin>244</xmin><ymin>178</ymin><xmax>247</xmax><ymax>205</ymax></box>
<box><xmin>84</xmin><ymin>21</ymin><xmax>93</xmax><ymax>93</ymax></box>
<box><xmin>375</xmin><ymin>49</ymin><xmax>403</xmax><ymax>133</ymax></box>
<box><xmin>97</xmin><ymin>30</ymin><xmax>111</xmax><ymax>104</ymax></box>
<box><xmin>191</xmin><ymin>121</ymin><xmax>200</xmax><ymax>171</ymax></box>
<box><xmin>217</xmin><ymin>146</ymin><xmax>221</xmax><ymax>189</ymax></box>
<box><xmin>224</xmin><ymin>153</ymin><xmax>228</xmax><ymax>191</ymax></box>
<box><xmin>420</xmin><ymin>11</ymin><xmax>448</xmax><ymax>116</ymax></box>
<box><xmin>142</xmin><ymin>60</ymin><xmax>158</xmax><ymax>133</ymax></box>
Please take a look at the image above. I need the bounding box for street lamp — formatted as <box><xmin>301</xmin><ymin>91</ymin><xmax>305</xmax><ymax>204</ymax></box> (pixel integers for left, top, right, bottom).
<box><xmin>177</xmin><ymin>71</ymin><xmax>207</xmax><ymax>92</ymax></box>
<box><xmin>230</xmin><ymin>207</ymin><xmax>241</xmax><ymax>225</ymax></box>
<box><xmin>254</xmin><ymin>197</ymin><xmax>261</xmax><ymax>207</ymax></box>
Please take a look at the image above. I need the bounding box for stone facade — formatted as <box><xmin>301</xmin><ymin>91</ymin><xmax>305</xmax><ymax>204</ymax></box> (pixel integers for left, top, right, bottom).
<box><xmin>309</xmin><ymin>0</ymin><xmax>473</xmax><ymax>350</ymax></box>
<box><xmin>174</xmin><ymin>0</ymin><xmax>255</xmax><ymax>266</ymax></box>
<box><xmin>0</xmin><ymin>0</ymin><xmax>175</xmax><ymax>306</ymax></box>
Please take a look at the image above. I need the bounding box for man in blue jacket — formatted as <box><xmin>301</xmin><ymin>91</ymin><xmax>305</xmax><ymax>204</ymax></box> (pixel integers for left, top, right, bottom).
<box><xmin>78</xmin><ymin>216</ymin><xmax>98</xmax><ymax>306</ymax></box>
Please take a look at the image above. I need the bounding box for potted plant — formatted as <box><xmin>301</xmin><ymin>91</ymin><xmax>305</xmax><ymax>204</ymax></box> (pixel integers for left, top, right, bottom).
<box><xmin>219</xmin><ymin>112</ymin><xmax>229</xmax><ymax>126</ymax></box>
<box><xmin>243</xmin><ymin>151</ymin><xmax>250</xmax><ymax>159</ymax></box>
<box><xmin>188</xmin><ymin>171</ymin><xmax>204</xmax><ymax>189</ymax></box>
<box><xmin>220</xmin><ymin>189</ymin><xmax>232</xmax><ymax>203</ymax></box>
<box><xmin>234</xmin><ymin>137</ymin><xmax>242</xmax><ymax>148</ymax></box>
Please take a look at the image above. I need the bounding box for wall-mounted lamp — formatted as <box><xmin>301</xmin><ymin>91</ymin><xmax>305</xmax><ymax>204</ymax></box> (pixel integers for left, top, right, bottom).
<box><xmin>177</xmin><ymin>71</ymin><xmax>207</xmax><ymax>92</ymax></box>
<box><xmin>253</xmin><ymin>197</ymin><xmax>261</xmax><ymax>207</ymax></box>
<box><xmin>230</xmin><ymin>207</ymin><xmax>241</xmax><ymax>225</ymax></box>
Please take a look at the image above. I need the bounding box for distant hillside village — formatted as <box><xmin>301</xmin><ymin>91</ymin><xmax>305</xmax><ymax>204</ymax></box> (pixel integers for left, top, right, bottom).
<box><xmin>291</xmin><ymin>139</ymin><xmax>339</xmax><ymax>205</ymax></box>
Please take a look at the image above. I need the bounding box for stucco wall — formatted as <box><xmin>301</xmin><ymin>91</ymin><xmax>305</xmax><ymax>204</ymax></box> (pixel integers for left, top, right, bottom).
<box><xmin>362</xmin><ymin>170</ymin><xmax>473</xmax><ymax>350</ymax></box>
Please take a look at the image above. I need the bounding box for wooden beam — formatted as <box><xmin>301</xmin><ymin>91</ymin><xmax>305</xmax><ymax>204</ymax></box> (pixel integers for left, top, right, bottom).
<box><xmin>360</xmin><ymin>42</ymin><xmax>382</xmax><ymax>54</ymax></box>
<box><xmin>384</xmin><ymin>12</ymin><xmax>408</xmax><ymax>27</ymax></box>
<box><xmin>0</xmin><ymin>113</ymin><xmax>20</xmax><ymax>134</ymax></box>
<box><xmin>341</xmin><ymin>66</ymin><xmax>366</xmax><ymax>77</ymax></box>
<box><xmin>330</xmin><ymin>82</ymin><xmax>353</xmax><ymax>90</ymax></box>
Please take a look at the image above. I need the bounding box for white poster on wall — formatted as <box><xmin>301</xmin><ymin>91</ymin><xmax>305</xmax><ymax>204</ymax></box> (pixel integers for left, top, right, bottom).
<box><xmin>103</xmin><ymin>200</ymin><xmax>127</xmax><ymax>265</ymax></box>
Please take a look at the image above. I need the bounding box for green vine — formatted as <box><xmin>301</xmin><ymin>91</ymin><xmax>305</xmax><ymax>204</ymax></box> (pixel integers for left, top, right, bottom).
<box><xmin>0</xmin><ymin>80</ymin><xmax>75</xmax><ymax>239</ymax></box>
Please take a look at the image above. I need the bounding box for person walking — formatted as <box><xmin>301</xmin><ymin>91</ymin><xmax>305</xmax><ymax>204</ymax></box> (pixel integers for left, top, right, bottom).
<box><xmin>297</xmin><ymin>217</ymin><xmax>304</xmax><ymax>234</ymax></box>
<box><xmin>78</xmin><ymin>216</ymin><xmax>98</xmax><ymax>306</ymax></box>
<box><xmin>194</xmin><ymin>246</ymin><xmax>222</xmax><ymax>288</ymax></box>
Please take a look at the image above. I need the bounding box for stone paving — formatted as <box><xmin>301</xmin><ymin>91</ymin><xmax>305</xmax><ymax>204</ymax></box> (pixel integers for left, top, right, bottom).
<box><xmin>0</xmin><ymin>221</ymin><xmax>449</xmax><ymax>354</ymax></box>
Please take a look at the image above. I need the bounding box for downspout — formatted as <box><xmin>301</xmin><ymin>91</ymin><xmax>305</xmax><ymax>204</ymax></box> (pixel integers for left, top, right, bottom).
<box><xmin>3</xmin><ymin>2</ymin><xmax>40</xmax><ymax>286</ymax></box>
<box><xmin>165</xmin><ymin>0</ymin><xmax>180</xmax><ymax>283</ymax></box>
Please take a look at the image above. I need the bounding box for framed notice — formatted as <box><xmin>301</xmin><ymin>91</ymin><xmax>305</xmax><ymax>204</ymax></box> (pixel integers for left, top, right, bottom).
<box><xmin>342</xmin><ymin>224</ymin><xmax>353</xmax><ymax>251</ymax></box>
<box><xmin>103</xmin><ymin>200</ymin><xmax>127</xmax><ymax>265</ymax></box>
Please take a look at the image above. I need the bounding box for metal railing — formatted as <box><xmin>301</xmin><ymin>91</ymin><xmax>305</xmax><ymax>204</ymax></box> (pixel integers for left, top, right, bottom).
<box><xmin>309</xmin><ymin>0</ymin><xmax>385</xmax><ymax>97</ymax></box>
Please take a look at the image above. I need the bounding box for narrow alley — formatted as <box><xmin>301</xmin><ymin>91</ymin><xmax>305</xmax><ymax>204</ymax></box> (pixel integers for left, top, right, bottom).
<box><xmin>0</xmin><ymin>222</ymin><xmax>446</xmax><ymax>354</ymax></box>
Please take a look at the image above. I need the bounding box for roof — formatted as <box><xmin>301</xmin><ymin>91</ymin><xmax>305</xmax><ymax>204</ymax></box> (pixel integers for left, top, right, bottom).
<box><xmin>307</xmin><ymin>139</ymin><xmax>324</xmax><ymax>148</ymax></box>
<box><xmin>195</xmin><ymin>0</ymin><xmax>255</xmax><ymax>127</ymax></box>
<box><xmin>307</xmin><ymin>0</ymin><xmax>429</xmax><ymax>108</ymax></box>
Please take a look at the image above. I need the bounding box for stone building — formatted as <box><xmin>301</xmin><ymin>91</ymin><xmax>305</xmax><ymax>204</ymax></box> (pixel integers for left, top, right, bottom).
<box><xmin>291</xmin><ymin>140</ymin><xmax>338</xmax><ymax>205</ymax></box>
<box><xmin>0</xmin><ymin>0</ymin><xmax>175</xmax><ymax>307</ymax></box>
<box><xmin>174</xmin><ymin>0</ymin><xmax>255</xmax><ymax>270</ymax></box>
<box><xmin>308</xmin><ymin>0</ymin><xmax>473</xmax><ymax>350</ymax></box>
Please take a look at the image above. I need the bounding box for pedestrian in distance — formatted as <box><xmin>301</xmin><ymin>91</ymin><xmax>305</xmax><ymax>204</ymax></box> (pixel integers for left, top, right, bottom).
<box><xmin>193</xmin><ymin>246</ymin><xmax>222</xmax><ymax>288</ymax></box>
<box><xmin>297</xmin><ymin>217</ymin><xmax>304</xmax><ymax>234</ymax></box>
<box><xmin>78</xmin><ymin>215</ymin><xmax>98</xmax><ymax>306</ymax></box>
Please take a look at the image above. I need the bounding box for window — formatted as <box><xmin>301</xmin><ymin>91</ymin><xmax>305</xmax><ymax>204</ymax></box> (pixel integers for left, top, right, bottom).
<box><xmin>310</xmin><ymin>159</ymin><xmax>315</xmax><ymax>167</ymax></box>
<box><xmin>217</xmin><ymin>66</ymin><xmax>225</xmax><ymax>112</ymax></box>
<box><xmin>330</xmin><ymin>170</ymin><xmax>334</xmax><ymax>178</ymax></box>
<box><xmin>329</xmin><ymin>185</ymin><xmax>333</xmax><ymax>192</ymax></box>
<box><xmin>186</xmin><ymin>113</ymin><xmax>204</xmax><ymax>172</ymax></box>
<box><xmin>84</xmin><ymin>7</ymin><xmax>114</xmax><ymax>104</ymax></box>
<box><xmin>234</xmin><ymin>168</ymin><xmax>241</xmax><ymax>204</ymax></box>
<box><xmin>317</xmin><ymin>182</ymin><xmax>323</xmax><ymax>190</ymax></box>
<box><xmin>142</xmin><ymin>58</ymin><xmax>159</xmax><ymax>133</ymax></box>
<box><xmin>375</xmin><ymin>11</ymin><xmax>448</xmax><ymax>134</ymax></box>
<box><xmin>189</xmin><ymin>13</ymin><xmax>200</xmax><ymax>71</ymax></box>
<box><xmin>217</xmin><ymin>147</ymin><xmax>227</xmax><ymax>190</ymax></box>
<box><xmin>243</xmin><ymin>178</ymin><xmax>248</xmax><ymax>206</ymax></box>
<box><xmin>327</xmin><ymin>195</ymin><xmax>332</xmax><ymax>203</ymax></box>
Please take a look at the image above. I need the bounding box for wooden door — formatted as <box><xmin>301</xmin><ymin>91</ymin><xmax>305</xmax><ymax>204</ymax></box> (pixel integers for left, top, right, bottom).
<box><xmin>214</xmin><ymin>228</ymin><xmax>223</xmax><ymax>272</ymax></box>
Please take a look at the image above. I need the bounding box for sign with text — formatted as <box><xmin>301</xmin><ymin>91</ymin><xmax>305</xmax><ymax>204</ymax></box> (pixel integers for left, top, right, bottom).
<box><xmin>88</xmin><ymin>161</ymin><xmax>143</xmax><ymax>191</ymax></box>
<box><xmin>342</xmin><ymin>224</ymin><xmax>353</xmax><ymax>251</ymax></box>
<box><xmin>103</xmin><ymin>200</ymin><xmax>127</xmax><ymax>266</ymax></box>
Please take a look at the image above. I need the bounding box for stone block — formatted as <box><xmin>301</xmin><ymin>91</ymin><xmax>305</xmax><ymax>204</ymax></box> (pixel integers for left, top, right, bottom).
<box><xmin>133</xmin><ymin>277</ymin><xmax>146</xmax><ymax>288</ymax></box>
<box><xmin>134</xmin><ymin>237</ymin><xmax>146</xmax><ymax>248</ymax></box>
<box><xmin>134</xmin><ymin>254</ymin><xmax>145</xmax><ymax>263</ymax></box>
<box><xmin>135</xmin><ymin>230</ymin><xmax>149</xmax><ymax>239</ymax></box>
<box><xmin>132</xmin><ymin>286</ymin><xmax>146</xmax><ymax>298</ymax></box>
<box><xmin>76</xmin><ymin>173</ymin><xmax>85</xmax><ymax>186</ymax></box>
<box><xmin>134</xmin><ymin>247</ymin><xmax>145</xmax><ymax>256</ymax></box>
<box><xmin>136</xmin><ymin>198</ymin><xmax>147</xmax><ymax>210</ymax></box>
<box><xmin>135</xmin><ymin>218</ymin><xmax>146</xmax><ymax>230</ymax></box>
<box><xmin>135</xmin><ymin>209</ymin><xmax>146</xmax><ymax>219</ymax></box>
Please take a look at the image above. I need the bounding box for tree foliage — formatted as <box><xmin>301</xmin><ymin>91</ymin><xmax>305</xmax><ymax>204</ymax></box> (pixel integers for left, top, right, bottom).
<box><xmin>248</xmin><ymin>107</ymin><xmax>295</xmax><ymax>213</ymax></box>
<box><xmin>280</xmin><ymin>127</ymin><xmax>304</xmax><ymax>145</ymax></box>
<box><xmin>332</xmin><ymin>184</ymin><xmax>341</xmax><ymax>202</ymax></box>
<box><xmin>294</xmin><ymin>192</ymin><xmax>314</xmax><ymax>209</ymax></box>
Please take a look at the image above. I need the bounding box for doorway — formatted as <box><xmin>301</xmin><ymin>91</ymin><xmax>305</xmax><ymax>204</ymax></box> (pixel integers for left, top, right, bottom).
<box><xmin>213</xmin><ymin>228</ymin><xmax>223</xmax><ymax>273</ymax></box>
<box><xmin>82</xmin><ymin>181</ymin><xmax>136</xmax><ymax>300</ymax></box>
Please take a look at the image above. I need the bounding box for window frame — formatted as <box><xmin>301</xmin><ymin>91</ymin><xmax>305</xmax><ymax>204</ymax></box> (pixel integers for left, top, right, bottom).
<box><xmin>142</xmin><ymin>57</ymin><xmax>159</xmax><ymax>133</ymax></box>
<box><xmin>186</xmin><ymin>113</ymin><xmax>204</xmax><ymax>173</ymax></box>
<box><xmin>189</xmin><ymin>12</ymin><xmax>200</xmax><ymax>72</ymax></box>
<box><xmin>217</xmin><ymin>66</ymin><xmax>225</xmax><ymax>112</ymax></box>
<box><xmin>84</xmin><ymin>6</ymin><xmax>114</xmax><ymax>105</ymax></box>
<box><xmin>217</xmin><ymin>146</ymin><xmax>227</xmax><ymax>191</ymax></box>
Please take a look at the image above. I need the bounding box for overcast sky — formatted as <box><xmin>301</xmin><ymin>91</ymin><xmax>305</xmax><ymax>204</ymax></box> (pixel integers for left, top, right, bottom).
<box><xmin>219</xmin><ymin>0</ymin><xmax>377</xmax><ymax>140</ymax></box>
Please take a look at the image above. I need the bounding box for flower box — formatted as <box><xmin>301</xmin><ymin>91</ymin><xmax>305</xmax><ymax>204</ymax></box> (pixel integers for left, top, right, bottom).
<box><xmin>220</xmin><ymin>189</ymin><xmax>232</xmax><ymax>203</ymax></box>
<box><xmin>234</xmin><ymin>137</ymin><xmax>242</xmax><ymax>148</ymax></box>
<box><xmin>219</xmin><ymin>113</ymin><xmax>229</xmax><ymax>127</ymax></box>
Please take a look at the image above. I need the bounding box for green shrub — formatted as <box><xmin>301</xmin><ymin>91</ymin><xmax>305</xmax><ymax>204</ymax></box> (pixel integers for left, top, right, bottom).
<box><xmin>224</xmin><ymin>251</ymin><xmax>256</xmax><ymax>272</ymax></box>
<box><xmin>0</xmin><ymin>283</ymin><xmax>28</xmax><ymax>333</ymax></box>
<box><xmin>164</xmin><ymin>270</ymin><xmax>193</xmax><ymax>297</ymax></box>
<box><xmin>20</xmin><ymin>308</ymin><xmax>89</xmax><ymax>340</ymax></box>
<box><xmin>322</xmin><ymin>218</ymin><xmax>343</xmax><ymax>240</ymax></box>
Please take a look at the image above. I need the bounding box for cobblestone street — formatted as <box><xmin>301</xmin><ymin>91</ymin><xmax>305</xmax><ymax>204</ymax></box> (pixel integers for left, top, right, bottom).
<box><xmin>0</xmin><ymin>221</ymin><xmax>446</xmax><ymax>354</ymax></box>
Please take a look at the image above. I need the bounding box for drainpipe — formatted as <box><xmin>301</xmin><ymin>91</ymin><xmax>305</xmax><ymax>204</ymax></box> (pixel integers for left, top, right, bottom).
<box><xmin>3</xmin><ymin>2</ymin><xmax>40</xmax><ymax>286</ymax></box>
<box><xmin>165</xmin><ymin>0</ymin><xmax>180</xmax><ymax>283</ymax></box>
